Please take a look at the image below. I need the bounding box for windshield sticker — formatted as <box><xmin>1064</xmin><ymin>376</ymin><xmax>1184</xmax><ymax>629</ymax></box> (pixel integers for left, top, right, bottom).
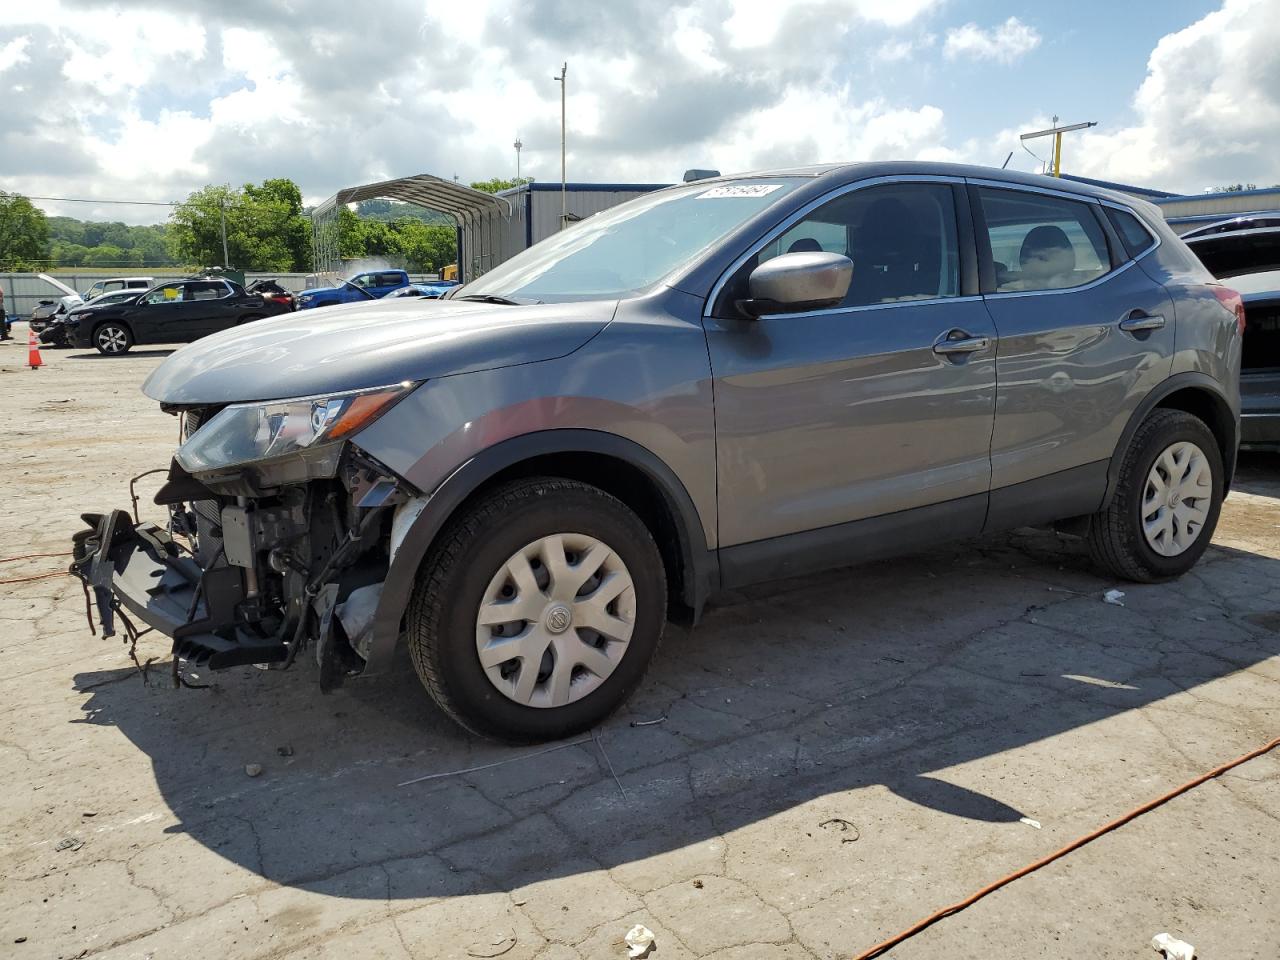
<box><xmin>697</xmin><ymin>184</ymin><xmax>784</xmax><ymax>199</ymax></box>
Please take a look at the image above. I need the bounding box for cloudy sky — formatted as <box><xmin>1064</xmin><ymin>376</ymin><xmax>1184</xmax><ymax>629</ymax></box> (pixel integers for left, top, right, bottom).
<box><xmin>2</xmin><ymin>0</ymin><xmax>1277</xmax><ymax>224</ymax></box>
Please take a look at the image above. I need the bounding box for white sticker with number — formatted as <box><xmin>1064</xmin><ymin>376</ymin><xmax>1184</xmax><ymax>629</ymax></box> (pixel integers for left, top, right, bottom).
<box><xmin>696</xmin><ymin>184</ymin><xmax>784</xmax><ymax>199</ymax></box>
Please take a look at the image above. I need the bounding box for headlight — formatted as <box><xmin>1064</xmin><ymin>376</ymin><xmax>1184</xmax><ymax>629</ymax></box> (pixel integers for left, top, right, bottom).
<box><xmin>176</xmin><ymin>382</ymin><xmax>415</xmax><ymax>473</ymax></box>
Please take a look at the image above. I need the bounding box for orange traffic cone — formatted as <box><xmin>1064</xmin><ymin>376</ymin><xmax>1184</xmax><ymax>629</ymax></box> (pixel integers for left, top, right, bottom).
<box><xmin>28</xmin><ymin>327</ymin><xmax>43</xmax><ymax>370</ymax></box>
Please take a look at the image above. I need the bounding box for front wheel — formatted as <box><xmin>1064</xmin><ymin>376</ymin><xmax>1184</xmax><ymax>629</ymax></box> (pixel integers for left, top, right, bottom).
<box><xmin>93</xmin><ymin>322</ymin><xmax>133</xmax><ymax>355</ymax></box>
<box><xmin>407</xmin><ymin>477</ymin><xmax>667</xmax><ymax>743</ymax></box>
<box><xmin>1087</xmin><ymin>409</ymin><xmax>1224</xmax><ymax>582</ymax></box>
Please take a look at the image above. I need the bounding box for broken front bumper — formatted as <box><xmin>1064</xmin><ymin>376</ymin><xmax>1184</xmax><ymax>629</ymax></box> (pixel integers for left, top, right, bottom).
<box><xmin>71</xmin><ymin>510</ymin><xmax>289</xmax><ymax>669</ymax></box>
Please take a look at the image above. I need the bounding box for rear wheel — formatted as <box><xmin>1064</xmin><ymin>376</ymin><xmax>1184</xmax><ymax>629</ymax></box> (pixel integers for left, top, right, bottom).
<box><xmin>93</xmin><ymin>322</ymin><xmax>132</xmax><ymax>355</ymax></box>
<box><xmin>407</xmin><ymin>477</ymin><xmax>667</xmax><ymax>743</ymax></box>
<box><xmin>1087</xmin><ymin>409</ymin><xmax>1223</xmax><ymax>582</ymax></box>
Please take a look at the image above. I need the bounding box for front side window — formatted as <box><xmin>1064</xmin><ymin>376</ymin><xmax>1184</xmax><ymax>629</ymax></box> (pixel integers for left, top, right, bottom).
<box><xmin>458</xmin><ymin>178</ymin><xmax>806</xmax><ymax>302</ymax></box>
<box><xmin>980</xmin><ymin>188</ymin><xmax>1110</xmax><ymax>293</ymax></box>
<box><xmin>721</xmin><ymin>182</ymin><xmax>961</xmax><ymax>312</ymax></box>
<box><xmin>142</xmin><ymin>284</ymin><xmax>183</xmax><ymax>305</ymax></box>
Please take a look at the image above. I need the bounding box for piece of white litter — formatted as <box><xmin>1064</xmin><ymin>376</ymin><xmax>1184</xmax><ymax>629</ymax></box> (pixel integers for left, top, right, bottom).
<box><xmin>1151</xmin><ymin>932</ymin><xmax>1195</xmax><ymax>960</ymax></box>
<box><xmin>1019</xmin><ymin>817</ymin><xmax>1042</xmax><ymax>829</ymax></box>
<box><xmin>624</xmin><ymin>924</ymin><xmax>656</xmax><ymax>958</ymax></box>
<box><xmin>1103</xmin><ymin>589</ymin><xmax>1126</xmax><ymax>606</ymax></box>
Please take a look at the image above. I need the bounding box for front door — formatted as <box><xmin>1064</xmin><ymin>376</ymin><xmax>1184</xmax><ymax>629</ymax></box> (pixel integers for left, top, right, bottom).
<box><xmin>125</xmin><ymin>283</ymin><xmax>189</xmax><ymax>344</ymax></box>
<box><xmin>704</xmin><ymin>180</ymin><xmax>996</xmax><ymax>566</ymax></box>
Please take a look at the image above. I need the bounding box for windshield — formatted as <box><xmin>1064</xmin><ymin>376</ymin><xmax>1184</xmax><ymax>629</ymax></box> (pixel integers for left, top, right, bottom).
<box><xmin>458</xmin><ymin>178</ymin><xmax>805</xmax><ymax>301</ymax></box>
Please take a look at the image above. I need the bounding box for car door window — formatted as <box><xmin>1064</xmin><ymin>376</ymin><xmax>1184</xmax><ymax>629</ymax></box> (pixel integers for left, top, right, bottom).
<box><xmin>737</xmin><ymin>182</ymin><xmax>961</xmax><ymax>310</ymax></box>
<box><xmin>186</xmin><ymin>281</ymin><xmax>230</xmax><ymax>301</ymax></box>
<box><xmin>142</xmin><ymin>284</ymin><xmax>183</xmax><ymax>305</ymax></box>
<box><xmin>979</xmin><ymin>188</ymin><xmax>1111</xmax><ymax>293</ymax></box>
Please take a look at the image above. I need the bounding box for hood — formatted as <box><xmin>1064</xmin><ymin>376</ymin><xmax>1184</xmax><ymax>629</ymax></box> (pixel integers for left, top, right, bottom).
<box><xmin>301</xmin><ymin>282</ymin><xmax>372</xmax><ymax>300</ymax></box>
<box><xmin>38</xmin><ymin>273</ymin><xmax>84</xmax><ymax>305</ymax></box>
<box><xmin>142</xmin><ymin>296</ymin><xmax>618</xmax><ymax>404</ymax></box>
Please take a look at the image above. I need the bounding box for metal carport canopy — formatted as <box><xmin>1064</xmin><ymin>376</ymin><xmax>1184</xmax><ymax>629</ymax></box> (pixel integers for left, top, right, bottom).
<box><xmin>311</xmin><ymin>173</ymin><xmax>512</xmax><ymax>220</ymax></box>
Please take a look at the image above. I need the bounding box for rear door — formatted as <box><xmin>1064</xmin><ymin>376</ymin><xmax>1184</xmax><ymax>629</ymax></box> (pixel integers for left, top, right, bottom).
<box><xmin>705</xmin><ymin>178</ymin><xmax>996</xmax><ymax>564</ymax></box>
<box><xmin>973</xmin><ymin>182</ymin><xmax>1175</xmax><ymax>526</ymax></box>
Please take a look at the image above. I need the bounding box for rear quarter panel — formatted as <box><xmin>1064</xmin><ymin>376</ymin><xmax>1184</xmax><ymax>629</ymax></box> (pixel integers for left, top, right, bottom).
<box><xmin>1137</xmin><ymin>224</ymin><xmax>1242</xmax><ymax>416</ymax></box>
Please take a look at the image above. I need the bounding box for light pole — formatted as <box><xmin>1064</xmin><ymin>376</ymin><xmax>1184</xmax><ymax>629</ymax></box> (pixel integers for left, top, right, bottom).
<box><xmin>514</xmin><ymin>137</ymin><xmax>523</xmax><ymax>181</ymax></box>
<box><xmin>1020</xmin><ymin>117</ymin><xmax>1097</xmax><ymax>177</ymax></box>
<box><xmin>554</xmin><ymin>62</ymin><xmax>567</xmax><ymax>228</ymax></box>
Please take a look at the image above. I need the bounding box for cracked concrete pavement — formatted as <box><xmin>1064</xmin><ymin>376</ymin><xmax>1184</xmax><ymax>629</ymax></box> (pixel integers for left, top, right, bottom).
<box><xmin>2</xmin><ymin>339</ymin><xmax>1278</xmax><ymax>959</ymax></box>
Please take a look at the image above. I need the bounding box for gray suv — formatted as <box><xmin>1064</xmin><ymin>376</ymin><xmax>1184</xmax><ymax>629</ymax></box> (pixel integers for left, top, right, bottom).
<box><xmin>71</xmin><ymin>162</ymin><xmax>1242</xmax><ymax>743</ymax></box>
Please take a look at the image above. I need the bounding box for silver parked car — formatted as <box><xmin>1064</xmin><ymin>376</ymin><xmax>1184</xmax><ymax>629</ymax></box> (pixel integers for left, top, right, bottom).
<box><xmin>71</xmin><ymin>162</ymin><xmax>1242</xmax><ymax>742</ymax></box>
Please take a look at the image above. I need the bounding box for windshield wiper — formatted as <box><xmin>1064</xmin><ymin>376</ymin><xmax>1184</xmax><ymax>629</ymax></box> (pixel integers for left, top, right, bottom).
<box><xmin>455</xmin><ymin>294</ymin><xmax>539</xmax><ymax>305</ymax></box>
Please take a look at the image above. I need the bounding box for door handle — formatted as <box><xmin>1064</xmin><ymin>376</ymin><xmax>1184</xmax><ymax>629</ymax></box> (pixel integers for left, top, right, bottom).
<box><xmin>1119</xmin><ymin>312</ymin><xmax>1165</xmax><ymax>333</ymax></box>
<box><xmin>933</xmin><ymin>331</ymin><xmax>992</xmax><ymax>355</ymax></box>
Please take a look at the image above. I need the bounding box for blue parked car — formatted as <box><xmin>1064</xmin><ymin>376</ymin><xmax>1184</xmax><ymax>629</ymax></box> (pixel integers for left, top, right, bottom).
<box><xmin>296</xmin><ymin>270</ymin><xmax>410</xmax><ymax>310</ymax></box>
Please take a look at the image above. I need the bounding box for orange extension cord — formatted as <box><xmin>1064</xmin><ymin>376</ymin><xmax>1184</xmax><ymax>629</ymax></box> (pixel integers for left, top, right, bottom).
<box><xmin>0</xmin><ymin>551</ymin><xmax>72</xmax><ymax>586</ymax></box>
<box><xmin>851</xmin><ymin>734</ymin><xmax>1280</xmax><ymax>959</ymax></box>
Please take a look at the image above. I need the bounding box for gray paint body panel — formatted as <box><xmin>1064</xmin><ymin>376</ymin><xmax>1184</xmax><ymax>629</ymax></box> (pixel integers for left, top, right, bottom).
<box><xmin>356</xmin><ymin>287</ymin><xmax>719</xmax><ymax>547</ymax></box>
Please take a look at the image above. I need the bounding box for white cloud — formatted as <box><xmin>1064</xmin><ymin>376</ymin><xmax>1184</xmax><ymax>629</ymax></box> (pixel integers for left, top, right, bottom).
<box><xmin>1070</xmin><ymin>0</ymin><xmax>1280</xmax><ymax>192</ymax></box>
<box><xmin>0</xmin><ymin>35</ymin><xmax>29</xmax><ymax>73</ymax></box>
<box><xmin>943</xmin><ymin>16</ymin><xmax>1040</xmax><ymax>64</ymax></box>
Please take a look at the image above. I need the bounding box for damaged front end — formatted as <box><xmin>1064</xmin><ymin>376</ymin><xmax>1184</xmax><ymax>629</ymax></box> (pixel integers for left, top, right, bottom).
<box><xmin>70</xmin><ymin>383</ymin><xmax>418</xmax><ymax>689</ymax></box>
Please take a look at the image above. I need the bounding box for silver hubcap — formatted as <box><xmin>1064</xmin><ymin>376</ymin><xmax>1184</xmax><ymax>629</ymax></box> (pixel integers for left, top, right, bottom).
<box><xmin>1142</xmin><ymin>441</ymin><xmax>1212</xmax><ymax>557</ymax></box>
<box><xmin>97</xmin><ymin>327</ymin><xmax>126</xmax><ymax>352</ymax></box>
<box><xmin>475</xmin><ymin>533</ymin><xmax>636</xmax><ymax>709</ymax></box>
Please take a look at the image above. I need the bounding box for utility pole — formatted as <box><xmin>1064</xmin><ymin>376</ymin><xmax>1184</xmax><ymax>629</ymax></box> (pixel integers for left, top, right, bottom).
<box><xmin>554</xmin><ymin>62</ymin><xmax>567</xmax><ymax>228</ymax></box>
<box><xmin>514</xmin><ymin>137</ymin><xmax>523</xmax><ymax>181</ymax></box>
<box><xmin>218</xmin><ymin>195</ymin><xmax>230</xmax><ymax>267</ymax></box>
<box><xmin>1019</xmin><ymin>117</ymin><xmax>1097</xmax><ymax>177</ymax></box>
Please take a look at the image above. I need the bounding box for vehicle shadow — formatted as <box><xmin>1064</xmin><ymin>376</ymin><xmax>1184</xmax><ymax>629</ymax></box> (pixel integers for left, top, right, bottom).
<box><xmin>68</xmin><ymin>349</ymin><xmax>176</xmax><ymax>360</ymax></box>
<box><xmin>71</xmin><ymin>530</ymin><xmax>1280</xmax><ymax>900</ymax></box>
<box><xmin>1235</xmin><ymin>451</ymin><xmax>1280</xmax><ymax>497</ymax></box>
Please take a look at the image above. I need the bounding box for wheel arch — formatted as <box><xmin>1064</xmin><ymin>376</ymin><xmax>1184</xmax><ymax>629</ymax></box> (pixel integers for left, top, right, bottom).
<box><xmin>91</xmin><ymin>317</ymin><xmax>134</xmax><ymax>349</ymax></box>
<box><xmin>1104</xmin><ymin>374</ymin><xmax>1238</xmax><ymax>508</ymax></box>
<box><xmin>364</xmin><ymin>429</ymin><xmax>717</xmax><ymax>675</ymax></box>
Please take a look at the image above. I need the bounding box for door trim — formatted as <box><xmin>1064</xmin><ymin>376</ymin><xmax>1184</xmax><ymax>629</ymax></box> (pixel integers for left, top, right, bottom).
<box><xmin>719</xmin><ymin>493</ymin><xmax>986</xmax><ymax>589</ymax></box>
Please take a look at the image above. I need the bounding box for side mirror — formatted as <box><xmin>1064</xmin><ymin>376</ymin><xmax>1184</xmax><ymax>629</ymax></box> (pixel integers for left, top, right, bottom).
<box><xmin>738</xmin><ymin>251</ymin><xmax>853</xmax><ymax>318</ymax></box>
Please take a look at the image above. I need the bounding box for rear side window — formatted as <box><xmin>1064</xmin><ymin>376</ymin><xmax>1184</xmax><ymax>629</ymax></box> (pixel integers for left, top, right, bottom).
<box><xmin>1105</xmin><ymin>207</ymin><xmax>1157</xmax><ymax>258</ymax></box>
<box><xmin>186</xmin><ymin>281</ymin><xmax>230</xmax><ymax>301</ymax></box>
<box><xmin>756</xmin><ymin>182</ymin><xmax>961</xmax><ymax>308</ymax></box>
<box><xmin>979</xmin><ymin>188</ymin><xmax>1111</xmax><ymax>293</ymax></box>
<box><xmin>377</xmin><ymin>272</ymin><xmax>403</xmax><ymax>286</ymax></box>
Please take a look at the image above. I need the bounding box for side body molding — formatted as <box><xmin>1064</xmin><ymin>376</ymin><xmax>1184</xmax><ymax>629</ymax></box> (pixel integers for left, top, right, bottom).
<box><xmin>363</xmin><ymin>429</ymin><xmax>716</xmax><ymax>674</ymax></box>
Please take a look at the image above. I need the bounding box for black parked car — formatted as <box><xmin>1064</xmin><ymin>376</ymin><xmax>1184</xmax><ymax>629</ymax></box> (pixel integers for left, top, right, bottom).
<box><xmin>39</xmin><ymin>290</ymin><xmax>144</xmax><ymax>347</ymax></box>
<box><xmin>1187</xmin><ymin>226</ymin><xmax>1280</xmax><ymax>450</ymax></box>
<box><xmin>68</xmin><ymin>277</ymin><xmax>292</xmax><ymax>355</ymax></box>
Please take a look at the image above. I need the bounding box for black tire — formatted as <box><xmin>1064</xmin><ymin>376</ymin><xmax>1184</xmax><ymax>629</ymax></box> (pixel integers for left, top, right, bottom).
<box><xmin>1087</xmin><ymin>409</ymin><xmax>1224</xmax><ymax>583</ymax></box>
<box><xmin>407</xmin><ymin>477</ymin><xmax>667</xmax><ymax>743</ymax></box>
<box><xmin>93</xmin><ymin>322</ymin><xmax>133</xmax><ymax>355</ymax></box>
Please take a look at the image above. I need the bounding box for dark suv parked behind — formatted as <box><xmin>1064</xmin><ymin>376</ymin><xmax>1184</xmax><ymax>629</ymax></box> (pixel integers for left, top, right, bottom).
<box><xmin>71</xmin><ymin>162</ymin><xmax>1241</xmax><ymax>742</ymax></box>
<box><xmin>69</xmin><ymin>276</ymin><xmax>291</xmax><ymax>354</ymax></box>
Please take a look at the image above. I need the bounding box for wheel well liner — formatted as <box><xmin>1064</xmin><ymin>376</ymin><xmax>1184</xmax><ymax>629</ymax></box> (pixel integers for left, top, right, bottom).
<box><xmin>1104</xmin><ymin>374</ymin><xmax>1238</xmax><ymax>507</ymax></box>
<box><xmin>363</xmin><ymin>430</ymin><xmax>715</xmax><ymax>674</ymax></box>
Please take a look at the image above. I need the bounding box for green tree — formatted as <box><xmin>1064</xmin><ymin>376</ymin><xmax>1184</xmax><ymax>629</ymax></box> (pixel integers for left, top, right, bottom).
<box><xmin>0</xmin><ymin>191</ymin><xmax>49</xmax><ymax>270</ymax></box>
<box><xmin>169</xmin><ymin>178</ymin><xmax>312</xmax><ymax>271</ymax></box>
<box><xmin>469</xmin><ymin>177</ymin><xmax>532</xmax><ymax>194</ymax></box>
